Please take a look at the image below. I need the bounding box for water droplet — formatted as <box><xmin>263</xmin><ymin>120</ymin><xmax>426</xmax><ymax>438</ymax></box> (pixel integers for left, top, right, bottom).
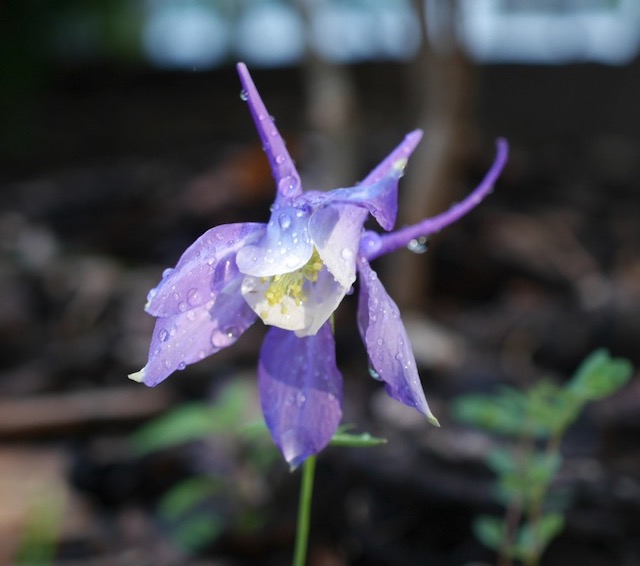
<box><xmin>239</xmin><ymin>89</ymin><xmax>249</xmax><ymax>101</ymax></box>
<box><xmin>186</xmin><ymin>310</ymin><xmax>197</xmax><ymax>321</ymax></box>
<box><xmin>162</xmin><ymin>268</ymin><xmax>174</xmax><ymax>279</ymax></box>
<box><xmin>186</xmin><ymin>288</ymin><xmax>200</xmax><ymax>306</ymax></box>
<box><xmin>278</xmin><ymin>213</ymin><xmax>292</xmax><ymax>229</ymax></box>
<box><xmin>177</xmin><ymin>361</ymin><xmax>186</xmax><ymax>370</ymax></box>
<box><xmin>395</xmin><ymin>352</ymin><xmax>404</xmax><ymax>361</ymax></box>
<box><xmin>178</xmin><ymin>302</ymin><xmax>187</xmax><ymax>312</ymax></box>
<box><xmin>225</xmin><ymin>326</ymin><xmax>240</xmax><ymax>340</ymax></box>
<box><xmin>278</xmin><ymin>175</ymin><xmax>299</xmax><ymax>196</ymax></box>
<box><xmin>163</xmin><ymin>359</ymin><xmax>171</xmax><ymax>369</ymax></box>
<box><xmin>270</xmin><ymin>129</ymin><xmax>278</xmax><ymax>137</ymax></box>
<box><xmin>198</xmin><ymin>350</ymin><xmax>206</xmax><ymax>359</ymax></box>
<box><xmin>158</xmin><ymin>329</ymin><xmax>169</xmax><ymax>342</ymax></box>
<box><xmin>258</xmin><ymin>113</ymin><xmax>266</xmax><ymax>121</ymax></box>
<box><xmin>368</xmin><ymin>366</ymin><xmax>383</xmax><ymax>381</ymax></box>
<box><xmin>377</xmin><ymin>337</ymin><xmax>384</xmax><ymax>346</ymax></box>
<box><xmin>275</xmin><ymin>154</ymin><xmax>285</xmax><ymax>165</ymax></box>
<box><xmin>407</xmin><ymin>236</ymin><xmax>429</xmax><ymax>254</ymax></box>
<box><xmin>146</xmin><ymin>288</ymin><xmax>158</xmax><ymax>303</ymax></box>
<box><xmin>341</xmin><ymin>248</ymin><xmax>353</xmax><ymax>260</ymax></box>
<box><xmin>296</xmin><ymin>392</ymin><xmax>306</xmax><ymax>407</ymax></box>
<box><xmin>285</xmin><ymin>254</ymin><xmax>300</xmax><ymax>268</ymax></box>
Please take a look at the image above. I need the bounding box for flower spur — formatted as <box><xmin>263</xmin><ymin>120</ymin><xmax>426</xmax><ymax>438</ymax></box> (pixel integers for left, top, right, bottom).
<box><xmin>130</xmin><ymin>63</ymin><xmax>508</xmax><ymax>469</ymax></box>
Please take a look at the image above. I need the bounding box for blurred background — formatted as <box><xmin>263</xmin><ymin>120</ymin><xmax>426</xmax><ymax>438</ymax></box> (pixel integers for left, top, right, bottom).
<box><xmin>2</xmin><ymin>0</ymin><xmax>640</xmax><ymax>564</ymax></box>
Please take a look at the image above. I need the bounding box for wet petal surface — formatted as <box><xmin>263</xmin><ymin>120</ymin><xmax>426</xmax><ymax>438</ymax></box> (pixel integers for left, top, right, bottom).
<box><xmin>131</xmin><ymin>276</ymin><xmax>256</xmax><ymax>387</ymax></box>
<box><xmin>146</xmin><ymin>223</ymin><xmax>264</xmax><ymax>318</ymax></box>
<box><xmin>236</xmin><ymin>205</ymin><xmax>313</xmax><ymax>278</ymax></box>
<box><xmin>357</xmin><ymin>258</ymin><xmax>437</xmax><ymax>424</ymax></box>
<box><xmin>258</xmin><ymin>322</ymin><xmax>342</xmax><ymax>469</ymax></box>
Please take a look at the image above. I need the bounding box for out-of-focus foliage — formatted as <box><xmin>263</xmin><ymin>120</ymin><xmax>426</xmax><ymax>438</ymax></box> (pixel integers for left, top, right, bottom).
<box><xmin>452</xmin><ymin>349</ymin><xmax>633</xmax><ymax>566</ymax></box>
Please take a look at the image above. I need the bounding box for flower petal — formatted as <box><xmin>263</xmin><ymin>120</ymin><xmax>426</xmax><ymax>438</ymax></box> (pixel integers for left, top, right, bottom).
<box><xmin>309</xmin><ymin>203</ymin><xmax>367</xmax><ymax>288</ymax></box>
<box><xmin>146</xmin><ymin>223</ymin><xmax>264</xmax><ymax>318</ymax></box>
<box><xmin>357</xmin><ymin>258</ymin><xmax>438</xmax><ymax>424</ymax></box>
<box><xmin>237</xmin><ymin>63</ymin><xmax>302</xmax><ymax>202</ymax></box>
<box><xmin>240</xmin><ymin>266</ymin><xmax>348</xmax><ymax>336</ymax></box>
<box><xmin>360</xmin><ymin>130</ymin><xmax>423</xmax><ymax>186</ymax></box>
<box><xmin>130</xmin><ymin>276</ymin><xmax>257</xmax><ymax>387</ymax></box>
<box><xmin>236</xmin><ymin>204</ymin><xmax>313</xmax><ymax>278</ymax></box>
<box><xmin>258</xmin><ymin>322</ymin><xmax>343</xmax><ymax>469</ymax></box>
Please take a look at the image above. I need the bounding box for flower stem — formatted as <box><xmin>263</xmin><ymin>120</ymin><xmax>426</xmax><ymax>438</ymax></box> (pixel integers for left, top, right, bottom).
<box><xmin>292</xmin><ymin>455</ymin><xmax>317</xmax><ymax>566</ymax></box>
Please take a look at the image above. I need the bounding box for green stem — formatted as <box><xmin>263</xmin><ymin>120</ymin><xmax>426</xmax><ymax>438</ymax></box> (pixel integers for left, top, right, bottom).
<box><xmin>292</xmin><ymin>455</ymin><xmax>317</xmax><ymax>566</ymax></box>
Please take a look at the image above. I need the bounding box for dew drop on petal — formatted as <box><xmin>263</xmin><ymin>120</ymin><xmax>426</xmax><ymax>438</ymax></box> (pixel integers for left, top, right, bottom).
<box><xmin>296</xmin><ymin>392</ymin><xmax>306</xmax><ymax>407</ymax></box>
<box><xmin>239</xmin><ymin>89</ymin><xmax>249</xmax><ymax>101</ymax></box>
<box><xmin>158</xmin><ymin>329</ymin><xmax>169</xmax><ymax>342</ymax></box>
<box><xmin>341</xmin><ymin>248</ymin><xmax>353</xmax><ymax>260</ymax></box>
<box><xmin>368</xmin><ymin>366</ymin><xmax>383</xmax><ymax>381</ymax></box>
<box><xmin>278</xmin><ymin>213</ymin><xmax>292</xmax><ymax>230</ymax></box>
<box><xmin>278</xmin><ymin>175</ymin><xmax>299</xmax><ymax>197</ymax></box>
<box><xmin>186</xmin><ymin>288</ymin><xmax>200</xmax><ymax>306</ymax></box>
<box><xmin>178</xmin><ymin>302</ymin><xmax>187</xmax><ymax>312</ymax></box>
<box><xmin>377</xmin><ymin>337</ymin><xmax>384</xmax><ymax>346</ymax></box>
<box><xmin>275</xmin><ymin>154</ymin><xmax>285</xmax><ymax>165</ymax></box>
<box><xmin>408</xmin><ymin>236</ymin><xmax>429</xmax><ymax>254</ymax></box>
<box><xmin>162</xmin><ymin>268</ymin><xmax>174</xmax><ymax>279</ymax></box>
<box><xmin>163</xmin><ymin>359</ymin><xmax>171</xmax><ymax>369</ymax></box>
<box><xmin>177</xmin><ymin>361</ymin><xmax>186</xmax><ymax>370</ymax></box>
<box><xmin>225</xmin><ymin>326</ymin><xmax>240</xmax><ymax>340</ymax></box>
<box><xmin>186</xmin><ymin>310</ymin><xmax>197</xmax><ymax>321</ymax></box>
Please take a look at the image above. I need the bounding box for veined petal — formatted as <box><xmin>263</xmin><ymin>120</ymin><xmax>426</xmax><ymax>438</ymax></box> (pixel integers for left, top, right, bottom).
<box><xmin>357</xmin><ymin>258</ymin><xmax>438</xmax><ymax>424</ymax></box>
<box><xmin>309</xmin><ymin>204</ymin><xmax>367</xmax><ymax>288</ymax></box>
<box><xmin>236</xmin><ymin>204</ymin><xmax>313</xmax><ymax>278</ymax></box>
<box><xmin>146</xmin><ymin>223</ymin><xmax>264</xmax><ymax>318</ymax></box>
<box><xmin>258</xmin><ymin>322</ymin><xmax>342</xmax><ymax>469</ymax></box>
<box><xmin>241</xmin><ymin>266</ymin><xmax>348</xmax><ymax>336</ymax></box>
<box><xmin>237</xmin><ymin>63</ymin><xmax>302</xmax><ymax>202</ymax></box>
<box><xmin>130</xmin><ymin>276</ymin><xmax>256</xmax><ymax>387</ymax></box>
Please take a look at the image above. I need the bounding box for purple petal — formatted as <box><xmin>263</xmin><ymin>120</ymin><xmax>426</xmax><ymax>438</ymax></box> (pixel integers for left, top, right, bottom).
<box><xmin>258</xmin><ymin>322</ymin><xmax>343</xmax><ymax>468</ymax></box>
<box><xmin>357</xmin><ymin>258</ymin><xmax>438</xmax><ymax>424</ymax></box>
<box><xmin>300</xmin><ymin>131</ymin><xmax>422</xmax><ymax>231</ymax></box>
<box><xmin>236</xmin><ymin>204</ymin><xmax>313</xmax><ymax>277</ymax></box>
<box><xmin>131</xmin><ymin>276</ymin><xmax>256</xmax><ymax>387</ymax></box>
<box><xmin>146</xmin><ymin>223</ymin><xmax>264</xmax><ymax>318</ymax></box>
<box><xmin>309</xmin><ymin>204</ymin><xmax>367</xmax><ymax>288</ymax></box>
<box><xmin>237</xmin><ymin>62</ymin><xmax>302</xmax><ymax>202</ymax></box>
<box><xmin>361</xmin><ymin>130</ymin><xmax>423</xmax><ymax>186</ymax></box>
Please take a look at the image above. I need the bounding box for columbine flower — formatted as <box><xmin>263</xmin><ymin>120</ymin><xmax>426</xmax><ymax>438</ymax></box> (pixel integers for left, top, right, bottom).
<box><xmin>130</xmin><ymin>63</ymin><xmax>508</xmax><ymax>469</ymax></box>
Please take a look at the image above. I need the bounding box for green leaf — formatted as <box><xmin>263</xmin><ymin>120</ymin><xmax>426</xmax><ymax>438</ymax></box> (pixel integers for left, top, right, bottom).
<box><xmin>568</xmin><ymin>349</ymin><xmax>633</xmax><ymax>401</ymax></box>
<box><xmin>159</xmin><ymin>476</ymin><xmax>223</xmax><ymax>520</ymax></box>
<box><xmin>173</xmin><ymin>513</ymin><xmax>225</xmax><ymax>551</ymax></box>
<box><xmin>473</xmin><ymin>515</ymin><xmax>505</xmax><ymax>552</ymax></box>
<box><xmin>485</xmin><ymin>446</ymin><xmax>517</xmax><ymax>476</ymax></box>
<box><xmin>330</xmin><ymin>431</ymin><xmax>387</xmax><ymax>447</ymax></box>
<box><xmin>132</xmin><ymin>381</ymin><xmax>254</xmax><ymax>454</ymax></box>
<box><xmin>513</xmin><ymin>513</ymin><xmax>564</xmax><ymax>560</ymax></box>
<box><xmin>451</xmin><ymin>388</ymin><xmax>527</xmax><ymax>436</ymax></box>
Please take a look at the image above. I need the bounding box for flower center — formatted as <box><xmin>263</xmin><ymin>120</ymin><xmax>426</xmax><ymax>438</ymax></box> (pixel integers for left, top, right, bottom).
<box><xmin>263</xmin><ymin>248</ymin><xmax>324</xmax><ymax>312</ymax></box>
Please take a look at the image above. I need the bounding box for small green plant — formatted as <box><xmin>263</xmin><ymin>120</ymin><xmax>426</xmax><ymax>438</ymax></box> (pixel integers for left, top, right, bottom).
<box><xmin>132</xmin><ymin>379</ymin><xmax>386</xmax><ymax>555</ymax></box>
<box><xmin>452</xmin><ymin>349</ymin><xmax>633</xmax><ymax>566</ymax></box>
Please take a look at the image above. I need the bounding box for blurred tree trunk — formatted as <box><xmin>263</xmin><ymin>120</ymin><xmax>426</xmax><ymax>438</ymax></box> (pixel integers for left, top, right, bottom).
<box><xmin>295</xmin><ymin>0</ymin><xmax>360</xmax><ymax>191</ymax></box>
<box><xmin>386</xmin><ymin>0</ymin><xmax>478</xmax><ymax>309</ymax></box>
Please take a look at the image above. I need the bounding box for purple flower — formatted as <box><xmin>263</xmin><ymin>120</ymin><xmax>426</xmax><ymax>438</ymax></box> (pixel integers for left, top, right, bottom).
<box><xmin>130</xmin><ymin>63</ymin><xmax>508</xmax><ymax>469</ymax></box>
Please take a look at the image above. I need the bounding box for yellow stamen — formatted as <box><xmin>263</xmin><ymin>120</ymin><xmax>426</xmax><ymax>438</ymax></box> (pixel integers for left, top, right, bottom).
<box><xmin>264</xmin><ymin>248</ymin><xmax>324</xmax><ymax>308</ymax></box>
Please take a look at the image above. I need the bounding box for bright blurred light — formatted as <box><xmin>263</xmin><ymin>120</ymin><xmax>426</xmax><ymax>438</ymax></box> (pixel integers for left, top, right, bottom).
<box><xmin>310</xmin><ymin>0</ymin><xmax>419</xmax><ymax>62</ymax></box>
<box><xmin>459</xmin><ymin>0</ymin><xmax>640</xmax><ymax>64</ymax></box>
<box><xmin>143</xmin><ymin>1</ymin><xmax>229</xmax><ymax>69</ymax></box>
<box><xmin>236</xmin><ymin>2</ymin><xmax>305</xmax><ymax>67</ymax></box>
